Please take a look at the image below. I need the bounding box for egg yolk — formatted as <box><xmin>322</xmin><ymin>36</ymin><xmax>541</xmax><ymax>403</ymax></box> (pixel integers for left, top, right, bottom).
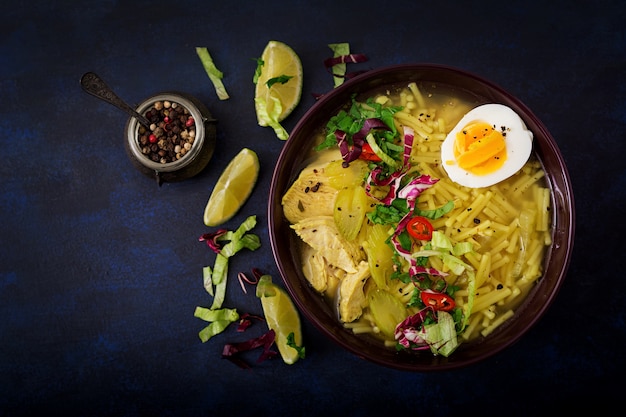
<box><xmin>453</xmin><ymin>121</ymin><xmax>507</xmax><ymax>175</ymax></box>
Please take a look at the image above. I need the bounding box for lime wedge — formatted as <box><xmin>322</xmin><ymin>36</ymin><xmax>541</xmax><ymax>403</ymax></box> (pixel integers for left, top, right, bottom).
<box><xmin>257</xmin><ymin>275</ymin><xmax>303</xmax><ymax>365</ymax></box>
<box><xmin>254</xmin><ymin>40</ymin><xmax>303</xmax><ymax>137</ymax></box>
<box><xmin>203</xmin><ymin>148</ymin><xmax>259</xmax><ymax>227</ymax></box>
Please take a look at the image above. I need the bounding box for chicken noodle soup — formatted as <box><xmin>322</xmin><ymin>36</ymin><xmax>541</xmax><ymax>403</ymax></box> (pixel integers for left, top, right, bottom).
<box><xmin>281</xmin><ymin>83</ymin><xmax>552</xmax><ymax>357</ymax></box>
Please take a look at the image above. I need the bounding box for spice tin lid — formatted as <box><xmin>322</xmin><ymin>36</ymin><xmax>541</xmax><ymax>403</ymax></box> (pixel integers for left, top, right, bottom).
<box><xmin>125</xmin><ymin>92</ymin><xmax>217</xmax><ymax>185</ymax></box>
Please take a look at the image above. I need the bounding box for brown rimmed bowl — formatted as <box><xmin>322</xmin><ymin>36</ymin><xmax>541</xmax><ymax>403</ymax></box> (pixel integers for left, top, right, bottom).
<box><xmin>268</xmin><ymin>63</ymin><xmax>575</xmax><ymax>371</ymax></box>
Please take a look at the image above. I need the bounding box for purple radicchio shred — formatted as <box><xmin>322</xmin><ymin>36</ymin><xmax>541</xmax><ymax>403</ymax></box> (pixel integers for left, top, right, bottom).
<box><xmin>236</xmin><ymin>312</ymin><xmax>265</xmax><ymax>332</ymax></box>
<box><xmin>394</xmin><ymin>307</ymin><xmax>436</xmax><ymax>350</ymax></box>
<box><xmin>398</xmin><ymin>175</ymin><xmax>439</xmax><ymax>211</ymax></box>
<box><xmin>323</xmin><ymin>53</ymin><xmax>369</xmax><ymax>68</ymax></box>
<box><xmin>335</xmin><ymin>130</ymin><xmax>352</xmax><ymax>162</ymax></box>
<box><xmin>336</xmin><ymin>118</ymin><xmax>389</xmax><ymax>165</ymax></box>
<box><xmin>403</xmin><ymin>126</ymin><xmax>415</xmax><ymax>167</ymax></box>
<box><xmin>378</xmin><ymin>173</ymin><xmax>442</xmax><ymax>278</ymax></box>
<box><xmin>199</xmin><ymin>229</ymin><xmax>228</xmax><ymax>254</ymax></box>
<box><xmin>365</xmin><ymin>168</ymin><xmax>406</xmax><ymax>205</ymax></box>
<box><xmin>323</xmin><ymin>53</ymin><xmax>369</xmax><ymax>79</ymax></box>
<box><xmin>222</xmin><ymin>329</ymin><xmax>278</xmax><ymax>369</ymax></box>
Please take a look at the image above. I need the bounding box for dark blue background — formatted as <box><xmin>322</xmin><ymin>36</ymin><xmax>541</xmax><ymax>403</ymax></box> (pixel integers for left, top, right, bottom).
<box><xmin>2</xmin><ymin>1</ymin><xmax>624</xmax><ymax>415</ymax></box>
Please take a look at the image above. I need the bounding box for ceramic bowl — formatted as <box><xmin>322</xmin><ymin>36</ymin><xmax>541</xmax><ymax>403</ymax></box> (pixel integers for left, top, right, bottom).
<box><xmin>268</xmin><ymin>64</ymin><xmax>575</xmax><ymax>371</ymax></box>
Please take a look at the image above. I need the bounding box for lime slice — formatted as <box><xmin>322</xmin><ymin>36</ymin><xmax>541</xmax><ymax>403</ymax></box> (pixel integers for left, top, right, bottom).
<box><xmin>203</xmin><ymin>148</ymin><xmax>259</xmax><ymax>227</ymax></box>
<box><xmin>254</xmin><ymin>40</ymin><xmax>303</xmax><ymax>126</ymax></box>
<box><xmin>257</xmin><ymin>276</ymin><xmax>303</xmax><ymax>365</ymax></box>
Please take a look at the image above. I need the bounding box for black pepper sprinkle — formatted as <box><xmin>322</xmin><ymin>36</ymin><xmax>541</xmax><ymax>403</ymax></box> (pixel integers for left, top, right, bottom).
<box><xmin>311</xmin><ymin>182</ymin><xmax>321</xmax><ymax>192</ymax></box>
<box><xmin>497</xmin><ymin>283</ymin><xmax>504</xmax><ymax>290</ymax></box>
<box><xmin>473</xmin><ymin>218</ymin><xmax>481</xmax><ymax>224</ymax></box>
<box><xmin>139</xmin><ymin>100</ymin><xmax>195</xmax><ymax>164</ymax></box>
<box><xmin>304</xmin><ymin>186</ymin><xmax>310</xmax><ymax>193</ymax></box>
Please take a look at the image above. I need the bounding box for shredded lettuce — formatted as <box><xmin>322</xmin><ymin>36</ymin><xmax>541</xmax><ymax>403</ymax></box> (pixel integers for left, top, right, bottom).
<box><xmin>411</xmin><ymin>231</ymin><xmax>476</xmax><ymax>331</ymax></box>
<box><xmin>195</xmin><ymin>216</ymin><xmax>261</xmax><ymax>341</ymax></box>
<box><xmin>423</xmin><ymin>311</ymin><xmax>459</xmax><ymax>357</ymax></box>
<box><xmin>194</xmin><ymin>307</ymin><xmax>240</xmax><ymax>343</ymax></box>
<box><xmin>325</xmin><ymin>43</ymin><xmax>368</xmax><ymax>87</ymax></box>
<box><xmin>328</xmin><ymin>43</ymin><xmax>349</xmax><ymax>87</ymax></box>
<box><xmin>195</xmin><ymin>47</ymin><xmax>229</xmax><ymax>100</ymax></box>
<box><xmin>254</xmin><ymin>96</ymin><xmax>289</xmax><ymax>140</ymax></box>
<box><xmin>415</xmin><ymin>200</ymin><xmax>455</xmax><ymax>220</ymax></box>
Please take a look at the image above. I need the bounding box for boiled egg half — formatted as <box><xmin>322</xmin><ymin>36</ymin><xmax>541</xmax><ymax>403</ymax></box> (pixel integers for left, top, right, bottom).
<box><xmin>441</xmin><ymin>103</ymin><xmax>533</xmax><ymax>188</ymax></box>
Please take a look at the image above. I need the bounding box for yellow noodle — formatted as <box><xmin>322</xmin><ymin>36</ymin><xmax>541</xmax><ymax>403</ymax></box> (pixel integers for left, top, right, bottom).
<box><xmin>526</xmin><ymin>239</ymin><xmax>546</xmax><ymax>268</ymax></box>
<box><xmin>481</xmin><ymin>309</ymin><xmax>515</xmax><ymax>337</ymax></box>
<box><xmin>463</xmin><ymin>251</ymin><xmax>482</xmax><ymax>270</ymax></box>
<box><xmin>484</xmin><ymin>200</ymin><xmax>509</xmax><ymax>222</ymax></box>
<box><xmin>461</xmin><ymin>314</ymin><xmax>482</xmax><ymax>341</ymax></box>
<box><xmin>444</xmin><ymin>206</ymin><xmax>468</xmax><ymax>228</ymax></box>
<box><xmin>461</xmin><ymin>191</ymin><xmax>494</xmax><ymax>227</ymax></box>
<box><xmin>475</xmin><ymin>285</ymin><xmax>494</xmax><ymax>298</ymax></box>
<box><xmin>503</xmin><ymin>285</ymin><xmax>521</xmax><ymax>303</ymax></box>
<box><xmin>453</xmin><ymin>220</ymin><xmax>493</xmax><ymax>241</ymax></box>
<box><xmin>482</xmin><ymin>306</ymin><xmax>496</xmax><ymax>320</ymax></box>
<box><xmin>490</xmin><ymin>252</ymin><xmax>503</xmax><ymax>265</ymax></box>
<box><xmin>421</xmin><ymin>184</ymin><xmax>454</xmax><ymax>205</ymax></box>
<box><xmin>437</xmin><ymin>117</ymin><xmax>446</xmax><ymax>133</ymax></box>
<box><xmin>429</xmin><ymin>132</ymin><xmax>447</xmax><ymax>141</ymax></box>
<box><xmin>537</xmin><ymin>187</ymin><xmax>551</xmax><ymax>232</ymax></box>
<box><xmin>490</xmin><ymin>219</ymin><xmax>514</xmax><ymax>234</ymax></box>
<box><xmin>411</xmin><ymin>152</ymin><xmax>441</xmax><ymax>165</ymax></box>
<box><xmin>490</xmin><ymin>254</ymin><xmax>510</xmax><ymax>272</ymax></box>
<box><xmin>506</xmin><ymin>228</ymin><xmax>521</xmax><ymax>253</ymax></box>
<box><xmin>522</xmin><ymin>262</ymin><xmax>542</xmax><ymax>283</ymax></box>
<box><xmin>408</xmin><ymin>82</ymin><xmax>426</xmax><ymax>109</ymax></box>
<box><xmin>503</xmin><ymin>259</ymin><xmax>517</xmax><ymax>287</ymax></box>
<box><xmin>475</xmin><ymin>251</ymin><xmax>492</xmax><ymax>288</ymax></box>
<box><xmin>430</xmin><ymin>217</ymin><xmax>448</xmax><ymax>231</ymax></box>
<box><xmin>399</xmin><ymin>91</ymin><xmax>409</xmax><ymax>107</ymax></box>
<box><xmin>512</xmin><ymin>170</ymin><xmax>545</xmax><ymax>197</ymax></box>
<box><xmin>395</xmin><ymin>111</ymin><xmax>433</xmax><ymax>135</ymax></box>
<box><xmin>437</xmin><ymin>179</ymin><xmax>471</xmax><ymax>201</ymax></box>
<box><xmin>490</xmin><ymin>187</ymin><xmax>519</xmax><ymax>219</ymax></box>
<box><xmin>473</xmin><ymin>287</ymin><xmax>512</xmax><ymax>312</ymax></box>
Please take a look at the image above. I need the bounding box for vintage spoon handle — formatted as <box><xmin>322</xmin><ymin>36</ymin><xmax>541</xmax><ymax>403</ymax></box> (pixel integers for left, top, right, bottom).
<box><xmin>80</xmin><ymin>72</ymin><xmax>151</xmax><ymax>128</ymax></box>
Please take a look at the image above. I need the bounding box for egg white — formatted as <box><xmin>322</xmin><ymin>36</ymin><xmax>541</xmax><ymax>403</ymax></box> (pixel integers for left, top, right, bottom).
<box><xmin>441</xmin><ymin>103</ymin><xmax>533</xmax><ymax>188</ymax></box>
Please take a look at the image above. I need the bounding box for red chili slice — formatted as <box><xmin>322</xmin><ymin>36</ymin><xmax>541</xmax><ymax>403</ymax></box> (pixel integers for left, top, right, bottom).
<box><xmin>420</xmin><ymin>291</ymin><xmax>455</xmax><ymax>312</ymax></box>
<box><xmin>359</xmin><ymin>143</ymin><xmax>382</xmax><ymax>162</ymax></box>
<box><xmin>406</xmin><ymin>216</ymin><xmax>433</xmax><ymax>240</ymax></box>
